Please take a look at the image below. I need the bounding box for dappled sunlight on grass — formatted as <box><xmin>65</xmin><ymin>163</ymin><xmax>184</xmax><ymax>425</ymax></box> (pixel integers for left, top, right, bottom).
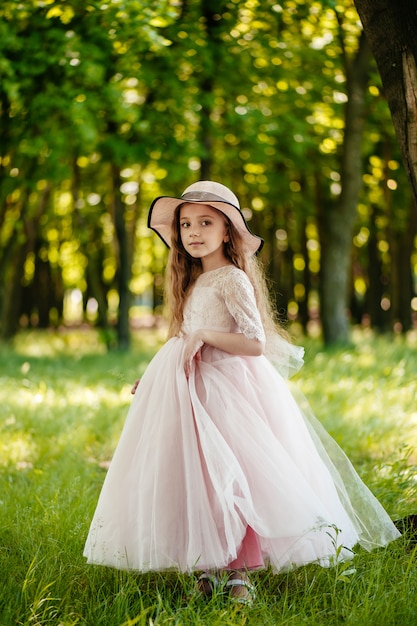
<box><xmin>300</xmin><ymin>334</ymin><xmax>416</xmax><ymax>428</ymax></box>
<box><xmin>295</xmin><ymin>332</ymin><xmax>417</xmax><ymax>515</ymax></box>
<box><xmin>0</xmin><ymin>329</ymin><xmax>163</xmax><ymax>473</ymax></box>
<box><xmin>9</xmin><ymin>380</ymin><xmax>130</xmax><ymax>410</ymax></box>
<box><xmin>10</xmin><ymin>326</ymin><xmax>166</xmax><ymax>358</ymax></box>
<box><xmin>0</xmin><ymin>426</ymin><xmax>37</xmax><ymax>470</ymax></box>
<box><xmin>12</xmin><ymin>327</ymin><xmax>109</xmax><ymax>357</ymax></box>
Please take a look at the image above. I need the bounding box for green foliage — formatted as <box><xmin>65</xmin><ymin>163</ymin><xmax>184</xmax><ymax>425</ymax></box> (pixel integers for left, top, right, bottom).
<box><xmin>0</xmin><ymin>0</ymin><xmax>415</xmax><ymax>342</ymax></box>
<box><xmin>0</xmin><ymin>329</ymin><xmax>416</xmax><ymax>625</ymax></box>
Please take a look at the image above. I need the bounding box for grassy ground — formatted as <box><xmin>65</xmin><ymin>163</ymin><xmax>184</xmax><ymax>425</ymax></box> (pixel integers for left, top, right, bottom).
<box><xmin>1</xmin><ymin>327</ymin><xmax>416</xmax><ymax>626</ymax></box>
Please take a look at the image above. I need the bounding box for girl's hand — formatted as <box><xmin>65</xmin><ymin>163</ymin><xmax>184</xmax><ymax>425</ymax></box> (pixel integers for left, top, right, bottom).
<box><xmin>131</xmin><ymin>379</ymin><xmax>140</xmax><ymax>394</ymax></box>
<box><xmin>183</xmin><ymin>331</ymin><xmax>204</xmax><ymax>378</ymax></box>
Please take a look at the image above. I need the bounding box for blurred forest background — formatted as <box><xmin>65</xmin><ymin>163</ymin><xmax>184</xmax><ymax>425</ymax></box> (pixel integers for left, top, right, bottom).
<box><xmin>1</xmin><ymin>0</ymin><xmax>416</xmax><ymax>350</ymax></box>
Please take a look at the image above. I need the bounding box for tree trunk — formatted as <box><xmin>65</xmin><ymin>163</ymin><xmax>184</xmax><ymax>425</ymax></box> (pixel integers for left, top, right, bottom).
<box><xmin>199</xmin><ymin>0</ymin><xmax>224</xmax><ymax>179</ymax></box>
<box><xmin>298</xmin><ymin>217</ymin><xmax>310</xmax><ymax>331</ymax></box>
<box><xmin>366</xmin><ymin>205</ymin><xmax>389</xmax><ymax>331</ymax></box>
<box><xmin>34</xmin><ymin>256</ymin><xmax>53</xmax><ymax>328</ymax></box>
<box><xmin>353</xmin><ymin>0</ymin><xmax>417</xmax><ymax>208</ymax></box>
<box><xmin>319</xmin><ymin>31</ymin><xmax>372</xmax><ymax>344</ymax></box>
<box><xmin>1</xmin><ymin>241</ymin><xmax>27</xmax><ymax>338</ymax></box>
<box><xmin>112</xmin><ymin>163</ymin><xmax>131</xmax><ymax>350</ymax></box>
<box><xmin>0</xmin><ymin>185</ymin><xmax>50</xmax><ymax>338</ymax></box>
<box><xmin>71</xmin><ymin>160</ymin><xmax>110</xmax><ymax>335</ymax></box>
<box><xmin>393</xmin><ymin>201</ymin><xmax>417</xmax><ymax>331</ymax></box>
<box><xmin>86</xmin><ymin>256</ymin><xmax>111</xmax><ymax>329</ymax></box>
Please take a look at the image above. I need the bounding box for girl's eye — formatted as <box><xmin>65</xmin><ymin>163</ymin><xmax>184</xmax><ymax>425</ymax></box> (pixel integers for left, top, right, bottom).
<box><xmin>180</xmin><ymin>222</ymin><xmax>190</xmax><ymax>228</ymax></box>
<box><xmin>201</xmin><ymin>220</ymin><xmax>211</xmax><ymax>226</ymax></box>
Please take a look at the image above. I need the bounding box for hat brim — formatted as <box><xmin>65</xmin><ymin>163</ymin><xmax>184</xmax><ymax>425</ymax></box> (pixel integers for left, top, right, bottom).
<box><xmin>148</xmin><ymin>196</ymin><xmax>264</xmax><ymax>256</ymax></box>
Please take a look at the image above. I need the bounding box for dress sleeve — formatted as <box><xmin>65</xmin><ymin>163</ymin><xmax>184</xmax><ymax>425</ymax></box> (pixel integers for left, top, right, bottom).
<box><xmin>221</xmin><ymin>267</ymin><xmax>304</xmax><ymax>378</ymax></box>
<box><xmin>221</xmin><ymin>269</ymin><xmax>266</xmax><ymax>343</ymax></box>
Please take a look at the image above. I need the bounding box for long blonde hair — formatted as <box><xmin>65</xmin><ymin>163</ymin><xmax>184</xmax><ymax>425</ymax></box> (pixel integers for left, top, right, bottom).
<box><xmin>164</xmin><ymin>205</ymin><xmax>289</xmax><ymax>344</ymax></box>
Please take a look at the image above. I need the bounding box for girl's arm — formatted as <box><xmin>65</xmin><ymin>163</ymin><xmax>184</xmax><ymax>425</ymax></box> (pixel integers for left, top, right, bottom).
<box><xmin>200</xmin><ymin>329</ymin><xmax>264</xmax><ymax>356</ymax></box>
<box><xmin>183</xmin><ymin>329</ymin><xmax>264</xmax><ymax>377</ymax></box>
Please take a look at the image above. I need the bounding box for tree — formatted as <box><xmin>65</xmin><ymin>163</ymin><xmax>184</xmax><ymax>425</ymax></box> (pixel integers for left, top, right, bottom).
<box><xmin>353</xmin><ymin>0</ymin><xmax>417</xmax><ymax>207</ymax></box>
<box><xmin>318</xmin><ymin>30</ymin><xmax>373</xmax><ymax>344</ymax></box>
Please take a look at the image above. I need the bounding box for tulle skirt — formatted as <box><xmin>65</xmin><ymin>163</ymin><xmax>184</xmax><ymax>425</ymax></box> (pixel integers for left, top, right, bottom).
<box><xmin>83</xmin><ymin>338</ymin><xmax>400</xmax><ymax>572</ymax></box>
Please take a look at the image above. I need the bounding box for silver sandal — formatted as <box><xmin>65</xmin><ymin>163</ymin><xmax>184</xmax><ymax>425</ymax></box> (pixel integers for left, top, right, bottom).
<box><xmin>225</xmin><ymin>577</ymin><xmax>256</xmax><ymax>605</ymax></box>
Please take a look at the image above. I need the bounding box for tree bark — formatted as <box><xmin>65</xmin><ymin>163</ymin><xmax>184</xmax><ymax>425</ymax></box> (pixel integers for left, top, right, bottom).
<box><xmin>353</xmin><ymin>0</ymin><xmax>417</xmax><ymax>207</ymax></box>
<box><xmin>319</xmin><ymin>31</ymin><xmax>372</xmax><ymax>344</ymax></box>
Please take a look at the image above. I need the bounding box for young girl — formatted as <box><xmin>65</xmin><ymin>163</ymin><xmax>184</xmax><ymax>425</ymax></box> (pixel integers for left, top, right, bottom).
<box><xmin>84</xmin><ymin>180</ymin><xmax>400</xmax><ymax>603</ymax></box>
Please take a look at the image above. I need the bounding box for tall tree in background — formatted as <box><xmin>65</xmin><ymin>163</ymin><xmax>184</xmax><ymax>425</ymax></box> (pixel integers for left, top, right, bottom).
<box><xmin>318</xmin><ymin>29</ymin><xmax>372</xmax><ymax>344</ymax></box>
<box><xmin>353</xmin><ymin>0</ymin><xmax>417</xmax><ymax>207</ymax></box>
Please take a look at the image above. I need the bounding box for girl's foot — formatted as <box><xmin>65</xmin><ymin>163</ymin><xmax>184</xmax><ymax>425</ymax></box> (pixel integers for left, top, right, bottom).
<box><xmin>225</xmin><ymin>571</ymin><xmax>256</xmax><ymax>605</ymax></box>
<box><xmin>196</xmin><ymin>572</ymin><xmax>219</xmax><ymax>597</ymax></box>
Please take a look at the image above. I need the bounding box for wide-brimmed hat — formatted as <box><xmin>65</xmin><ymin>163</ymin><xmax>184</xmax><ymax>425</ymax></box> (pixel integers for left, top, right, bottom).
<box><xmin>148</xmin><ymin>180</ymin><xmax>264</xmax><ymax>256</ymax></box>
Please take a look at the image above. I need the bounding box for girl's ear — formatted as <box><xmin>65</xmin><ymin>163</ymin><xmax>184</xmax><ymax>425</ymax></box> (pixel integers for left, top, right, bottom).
<box><xmin>224</xmin><ymin>234</ymin><xmax>230</xmax><ymax>242</ymax></box>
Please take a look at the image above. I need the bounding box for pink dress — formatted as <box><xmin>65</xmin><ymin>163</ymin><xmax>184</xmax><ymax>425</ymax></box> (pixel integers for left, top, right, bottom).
<box><xmin>83</xmin><ymin>265</ymin><xmax>400</xmax><ymax>572</ymax></box>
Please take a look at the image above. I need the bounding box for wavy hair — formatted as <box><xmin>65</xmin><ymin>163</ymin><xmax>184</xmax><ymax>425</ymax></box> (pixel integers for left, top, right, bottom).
<box><xmin>164</xmin><ymin>204</ymin><xmax>289</xmax><ymax>343</ymax></box>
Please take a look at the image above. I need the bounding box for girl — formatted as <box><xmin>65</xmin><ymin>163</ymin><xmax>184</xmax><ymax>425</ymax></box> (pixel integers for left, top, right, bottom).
<box><xmin>84</xmin><ymin>181</ymin><xmax>400</xmax><ymax>604</ymax></box>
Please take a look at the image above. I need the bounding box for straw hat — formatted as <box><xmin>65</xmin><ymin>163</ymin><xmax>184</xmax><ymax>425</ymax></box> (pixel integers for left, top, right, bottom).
<box><xmin>148</xmin><ymin>180</ymin><xmax>264</xmax><ymax>256</ymax></box>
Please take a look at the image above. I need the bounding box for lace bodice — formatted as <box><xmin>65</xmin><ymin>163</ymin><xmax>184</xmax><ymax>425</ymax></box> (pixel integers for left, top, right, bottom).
<box><xmin>182</xmin><ymin>265</ymin><xmax>266</xmax><ymax>342</ymax></box>
<box><xmin>181</xmin><ymin>265</ymin><xmax>304</xmax><ymax>378</ymax></box>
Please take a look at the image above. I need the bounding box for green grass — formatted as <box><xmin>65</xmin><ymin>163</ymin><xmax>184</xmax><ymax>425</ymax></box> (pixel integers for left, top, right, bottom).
<box><xmin>1</xmin><ymin>327</ymin><xmax>417</xmax><ymax>625</ymax></box>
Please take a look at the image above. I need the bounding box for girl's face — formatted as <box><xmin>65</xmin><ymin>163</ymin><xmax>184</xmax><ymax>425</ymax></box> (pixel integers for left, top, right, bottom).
<box><xmin>179</xmin><ymin>203</ymin><xmax>230</xmax><ymax>271</ymax></box>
